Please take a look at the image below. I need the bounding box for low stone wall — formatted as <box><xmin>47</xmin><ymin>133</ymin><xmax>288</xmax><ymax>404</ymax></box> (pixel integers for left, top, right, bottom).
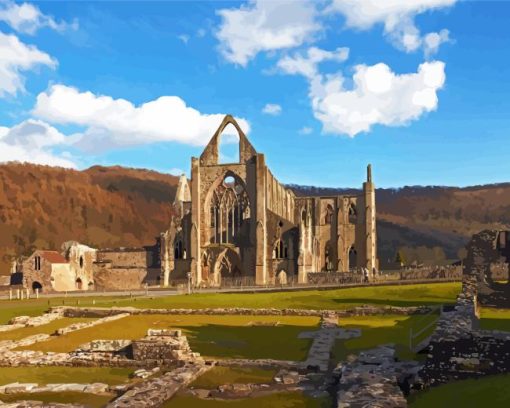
<box><xmin>107</xmin><ymin>362</ymin><xmax>212</xmax><ymax>407</ymax></box>
<box><xmin>0</xmin><ymin>310</ymin><xmax>64</xmax><ymax>333</ymax></box>
<box><xmin>132</xmin><ymin>329</ymin><xmax>201</xmax><ymax>363</ymax></box>
<box><xmin>419</xmin><ymin>276</ymin><xmax>510</xmax><ymax>386</ymax></box>
<box><xmin>55</xmin><ymin>313</ymin><xmax>129</xmax><ymax>336</ymax></box>
<box><xmin>57</xmin><ymin>305</ymin><xmax>433</xmax><ymax>319</ymax></box>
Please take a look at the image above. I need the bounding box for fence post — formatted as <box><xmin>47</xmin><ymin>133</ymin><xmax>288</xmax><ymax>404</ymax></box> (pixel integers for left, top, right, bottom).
<box><xmin>36</xmin><ymin>288</ymin><xmax>39</xmax><ymax>299</ymax></box>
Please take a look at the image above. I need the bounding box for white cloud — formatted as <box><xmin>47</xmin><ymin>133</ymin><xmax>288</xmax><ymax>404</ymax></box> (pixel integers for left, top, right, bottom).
<box><xmin>262</xmin><ymin>103</ymin><xmax>282</xmax><ymax>116</ymax></box>
<box><xmin>310</xmin><ymin>60</ymin><xmax>446</xmax><ymax>137</ymax></box>
<box><xmin>33</xmin><ymin>84</ymin><xmax>251</xmax><ymax>151</ymax></box>
<box><xmin>0</xmin><ymin>0</ymin><xmax>78</xmax><ymax>35</ymax></box>
<box><xmin>299</xmin><ymin>126</ymin><xmax>313</xmax><ymax>135</ymax></box>
<box><xmin>168</xmin><ymin>167</ymin><xmax>185</xmax><ymax>176</ymax></box>
<box><xmin>0</xmin><ymin>31</ymin><xmax>57</xmax><ymax>97</ymax></box>
<box><xmin>216</xmin><ymin>0</ymin><xmax>321</xmax><ymax>66</ymax></box>
<box><xmin>328</xmin><ymin>0</ymin><xmax>456</xmax><ymax>55</ymax></box>
<box><xmin>277</xmin><ymin>46</ymin><xmax>349</xmax><ymax>79</ymax></box>
<box><xmin>423</xmin><ymin>29</ymin><xmax>451</xmax><ymax>57</ymax></box>
<box><xmin>178</xmin><ymin>34</ymin><xmax>190</xmax><ymax>44</ymax></box>
<box><xmin>0</xmin><ymin>119</ymin><xmax>76</xmax><ymax>168</ymax></box>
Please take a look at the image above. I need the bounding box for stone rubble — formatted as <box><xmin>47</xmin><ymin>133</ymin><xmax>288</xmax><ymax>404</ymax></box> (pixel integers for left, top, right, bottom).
<box><xmin>107</xmin><ymin>362</ymin><xmax>212</xmax><ymax>407</ymax></box>
<box><xmin>335</xmin><ymin>346</ymin><xmax>419</xmax><ymax>408</ymax></box>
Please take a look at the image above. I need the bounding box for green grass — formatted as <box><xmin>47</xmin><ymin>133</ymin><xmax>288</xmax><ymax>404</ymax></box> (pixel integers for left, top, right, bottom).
<box><xmin>0</xmin><ymin>282</ymin><xmax>461</xmax><ymax>325</ymax></box>
<box><xmin>408</xmin><ymin>374</ymin><xmax>510</xmax><ymax>408</ymax></box>
<box><xmin>480</xmin><ymin>308</ymin><xmax>510</xmax><ymax>332</ymax></box>
<box><xmin>0</xmin><ymin>317</ymin><xmax>97</xmax><ymax>342</ymax></box>
<box><xmin>191</xmin><ymin>366</ymin><xmax>277</xmax><ymax>389</ymax></box>
<box><xmin>0</xmin><ymin>392</ymin><xmax>113</xmax><ymax>408</ymax></box>
<box><xmin>0</xmin><ymin>366</ymin><xmax>133</xmax><ymax>386</ymax></box>
<box><xmin>20</xmin><ymin>314</ymin><xmax>319</xmax><ymax>361</ymax></box>
<box><xmin>332</xmin><ymin>313</ymin><xmax>438</xmax><ymax>361</ymax></box>
<box><xmin>163</xmin><ymin>392</ymin><xmax>331</xmax><ymax>408</ymax></box>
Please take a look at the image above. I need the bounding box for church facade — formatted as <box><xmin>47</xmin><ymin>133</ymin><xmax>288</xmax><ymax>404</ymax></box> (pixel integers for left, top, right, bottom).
<box><xmin>160</xmin><ymin>115</ymin><xmax>377</xmax><ymax>287</ymax></box>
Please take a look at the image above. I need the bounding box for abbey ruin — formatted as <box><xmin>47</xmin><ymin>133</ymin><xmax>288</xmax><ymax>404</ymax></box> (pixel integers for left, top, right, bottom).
<box><xmin>160</xmin><ymin>115</ymin><xmax>378</xmax><ymax>287</ymax></box>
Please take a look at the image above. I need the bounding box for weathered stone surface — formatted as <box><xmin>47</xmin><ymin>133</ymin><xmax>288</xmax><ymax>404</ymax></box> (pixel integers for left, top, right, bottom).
<box><xmin>131</xmin><ymin>329</ymin><xmax>200</xmax><ymax>363</ymax></box>
<box><xmin>107</xmin><ymin>363</ymin><xmax>211</xmax><ymax>407</ymax></box>
<box><xmin>335</xmin><ymin>346</ymin><xmax>411</xmax><ymax>408</ymax></box>
<box><xmin>58</xmin><ymin>305</ymin><xmax>434</xmax><ymax>319</ymax></box>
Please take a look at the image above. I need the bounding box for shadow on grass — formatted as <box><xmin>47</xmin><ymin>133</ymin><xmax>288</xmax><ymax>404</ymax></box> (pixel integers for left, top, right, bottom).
<box><xmin>407</xmin><ymin>374</ymin><xmax>510</xmax><ymax>408</ymax></box>
<box><xmin>332</xmin><ymin>314</ymin><xmax>438</xmax><ymax>362</ymax></box>
<box><xmin>331</xmin><ymin>298</ymin><xmax>447</xmax><ymax>307</ymax></box>
<box><xmin>185</xmin><ymin>324</ymin><xmax>314</xmax><ymax>361</ymax></box>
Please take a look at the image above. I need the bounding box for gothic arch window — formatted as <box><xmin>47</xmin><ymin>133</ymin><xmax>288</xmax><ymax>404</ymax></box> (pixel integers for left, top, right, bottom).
<box><xmin>325</xmin><ymin>204</ymin><xmax>334</xmax><ymax>225</ymax></box>
<box><xmin>273</xmin><ymin>239</ymin><xmax>288</xmax><ymax>259</ymax></box>
<box><xmin>208</xmin><ymin>173</ymin><xmax>250</xmax><ymax>244</ymax></box>
<box><xmin>174</xmin><ymin>240</ymin><xmax>183</xmax><ymax>259</ymax></box>
<box><xmin>349</xmin><ymin>204</ymin><xmax>357</xmax><ymax>225</ymax></box>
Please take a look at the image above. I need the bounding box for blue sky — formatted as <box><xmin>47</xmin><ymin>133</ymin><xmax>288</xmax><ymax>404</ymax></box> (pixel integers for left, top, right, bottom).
<box><xmin>0</xmin><ymin>0</ymin><xmax>509</xmax><ymax>188</ymax></box>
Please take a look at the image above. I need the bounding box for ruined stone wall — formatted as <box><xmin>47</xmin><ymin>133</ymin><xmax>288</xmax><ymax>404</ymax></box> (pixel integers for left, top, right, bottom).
<box><xmin>22</xmin><ymin>252</ymin><xmax>52</xmax><ymax>293</ymax></box>
<box><xmin>97</xmin><ymin>248</ymin><xmax>153</xmax><ymax>268</ymax></box>
<box><xmin>93</xmin><ymin>266</ymin><xmax>152</xmax><ymax>290</ymax></box>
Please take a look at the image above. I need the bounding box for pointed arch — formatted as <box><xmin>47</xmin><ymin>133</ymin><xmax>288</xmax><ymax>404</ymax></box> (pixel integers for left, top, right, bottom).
<box><xmin>200</xmin><ymin>115</ymin><xmax>257</xmax><ymax>166</ymax></box>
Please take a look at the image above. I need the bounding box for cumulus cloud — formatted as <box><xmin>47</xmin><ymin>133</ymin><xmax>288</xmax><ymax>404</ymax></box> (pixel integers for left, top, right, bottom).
<box><xmin>262</xmin><ymin>103</ymin><xmax>282</xmax><ymax>116</ymax></box>
<box><xmin>0</xmin><ymin>31</ymin><xmax>57</xmax><ymax>97</ymax></box>
<box><xmin>277</xmin><ymin>46</ymin><xmax>349</xmax><ymax>79</ymax></box>
<box><xmin>33</xmin><ymin>84</ymin><xmax>250</xmax><ymax>151</ymax></box>
<box><xmin>310</xmin><ymin>60</ymin><xmax>446</xmax><ymax>136</ymax></box>
<box><xmin>328</xmin><ymin>0</ymin><xmax>456</xmax><ymax>55</ymax></box>
<box><xmin>216</xmin><ymin>0</ymin><xmax>320</xmax><ymax>66</ymax></box>
<box><xmin>0</xmin><ymin>119</ymin><xmax>76</xmax><ymax>168</ymax></box>
<box><xmin>168</xmin><ymin>167</ymin><xmax>185</xmax><ymax>176</ymax></box>
<box><xmin>0</xmin><ymin>0</ymin><xmax>78</xmax><ymax>35</ymax></box>
<box><xmin>299</xmin><ymin>126</ymin><xmax>313</xmax><ymax>135</ymax></box>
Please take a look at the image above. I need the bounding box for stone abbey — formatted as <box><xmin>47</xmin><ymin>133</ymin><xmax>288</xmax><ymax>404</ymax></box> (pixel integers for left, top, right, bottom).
<box><xmin>160</xmin><ymin>115</ymin><xmax>378</xmax><ymax>287</ymax></box>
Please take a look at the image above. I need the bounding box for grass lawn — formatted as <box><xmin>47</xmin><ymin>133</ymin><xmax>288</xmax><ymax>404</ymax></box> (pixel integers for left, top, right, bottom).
<box><xmin>163</xmin><ymin>392</ymin><xmax>331</xmax><ymax>408</ymax></box>
<box><xmin>191</xmin><ymin>366</ymin><xmax>277</xmax><ymax>389</ymax></box>
<box><xmin>0</xmin><ymin>282</ymin><xmax>460</xmax><ymax>325</ymax></box>
<box><xmin>407</xmin><ymin>374</ymin><xmax>510</xmax><ymax>408</ymax></box>
<box><xmin>0</xmin><ymin>317</ymin><xmax>97</xmax><ymax>342</ymax></box>
<box><xmin>480</xmin><ymin>308</ymin><xmax>510</xmax><ymax>332</ymax></box>
<box><xmin>332</xmin><ymin>313</ymin><xmax>438</xmax><ymax>361</ymax></box>
<box><xmin>19</xmin><ymin>314</ymin><xmax>319</xmax><ymax>361</ymax></box>
<box><xmin>0</xmin><ymin>392</ymin><xmax>113</xmax><ymax>408</ymax></box>
<box><xmin>0</xmin><ymin>366</ymin><xmax>133</xmax><ymax>386</ymax></box>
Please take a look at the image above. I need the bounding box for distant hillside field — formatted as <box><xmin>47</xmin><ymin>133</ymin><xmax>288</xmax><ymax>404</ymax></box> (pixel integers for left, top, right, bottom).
<box><xmin>1</xmin><ymin>163</ymin><xmax>509</xmax><ymax>274</ymax></box>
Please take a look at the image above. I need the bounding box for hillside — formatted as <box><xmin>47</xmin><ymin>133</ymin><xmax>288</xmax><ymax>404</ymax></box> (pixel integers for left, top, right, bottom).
<box><xmin>1</xmin><ymin>163</ymin><xmax>509</xmax><ymax>274</ymax></box>
<box><xmin>0</xmin><ymin>163</ymin><xmax>179</xmax><ymax>274</ymax></box>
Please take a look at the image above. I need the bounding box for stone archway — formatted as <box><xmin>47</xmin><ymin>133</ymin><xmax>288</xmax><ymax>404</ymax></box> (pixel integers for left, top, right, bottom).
<box><xmin>32</xmin><ymin>281</ymin><xmax>42</xmax><ymax>293</ymax></box>
<box><xmin>213</xmin><ymin>248</ymin><xmax>242</xmax><ymax>286</ymax></box>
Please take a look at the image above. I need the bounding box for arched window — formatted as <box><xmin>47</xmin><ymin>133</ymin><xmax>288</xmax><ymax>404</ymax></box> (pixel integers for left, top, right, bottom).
<box><xmin>79</xmin><ymin>256</ymin><xmax>84</xmax><ymax>268</ymax></box>
<box><xmin>34</xmin><ymin>256</ymin><xmax>41</xmax><ymax>271</ymax></box>
<box><xmin>208</xmin><ymin>174</ymin><xmax>249</xmax><ymax>244</ymax></box>
<box><xmin>76</xmin><ymin>278</ymin><xmax>83</xmax><ymax>290</ymax></box>
<box><xmin>325</xmin><ymin>204</ymin><xmax>334</xmax><ymax>225</ymax></box>
<box><xmin>349</xmin><ymin>204</ymin><xmax>357</xmax><ymax>224</ymax></box>
<box><xmin>174</xmin><ymin>240</ymin><xmax>183</xmax><ymax>259</ymax></box>
<box><xmin>301</xmin><ymin>209</ymin><xmax>307</xmax><ymax>227</ymax></box>
<box><xmin>348</xmin><ymin>246</ymin><xmax>357</xmax><ymax>270</ymax></box>
<box><xmin>273</xmin><ymin>239</ymin><xmax>288</xmax><ymax>259</ymax></box>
